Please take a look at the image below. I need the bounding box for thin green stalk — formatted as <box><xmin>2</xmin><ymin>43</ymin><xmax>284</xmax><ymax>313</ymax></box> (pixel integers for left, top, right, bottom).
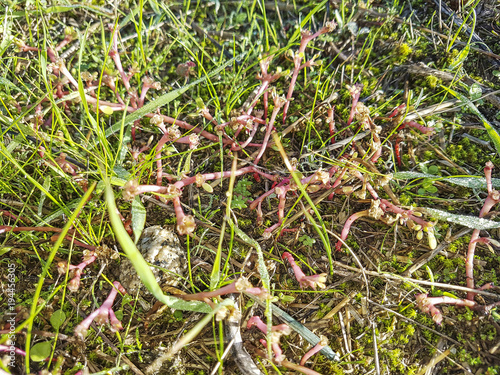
<box><xmin>227</xmin><ymin>218</ymin><xmax>273</xmax><ymax>358</ymax></box>
<box><xmin>210</xmin><ymin>154</ymin><xmax>238</xmax><ymax>289</ymax></box>
<box><xmin>271</xmin><ymin>131</ymin><xmax>334</xmax><ymax>273</ymax></box>
<box><xmin>25</xmin><ymin>181</ymin><xmax>96</xmax><ymax>372</ymax></box>
<box><xmin>0</xmin><ymin>142</ymin><xmax>66</xmax><ymax>214</ymax></box>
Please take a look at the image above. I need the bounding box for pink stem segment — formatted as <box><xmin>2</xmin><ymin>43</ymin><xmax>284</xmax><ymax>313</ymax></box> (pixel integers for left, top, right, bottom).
<box><xmin>282</xmin><ymin>252</ymin><xmax>327</xmax><ymax>290</ymax></box>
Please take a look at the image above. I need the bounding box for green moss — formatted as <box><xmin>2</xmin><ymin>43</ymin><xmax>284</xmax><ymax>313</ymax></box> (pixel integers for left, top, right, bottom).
<box><xmin>425</xmin><ymin>75</ymin><xmax>441</xmax><ymax>89</ymax></box>
<box><xmin>163</xmin><ymin>217</ymin><xmax>177</xmax><ymax>225</ymax></box>
<box><xmin>395</xmin><ymin>43</ymin><xmax>413</xmax><ymax>63</ymax></box>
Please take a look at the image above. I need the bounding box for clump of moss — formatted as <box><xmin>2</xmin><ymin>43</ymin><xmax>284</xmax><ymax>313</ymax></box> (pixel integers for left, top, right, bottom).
<box><xmin>395</xmin><ymin>43</ymin><xmax>413</xmax><ymax>63</ymax></box>
<box><xmin>424</xmin><ymin>75</ymin><xmax>441</xmax><ymax>89</ymax></box>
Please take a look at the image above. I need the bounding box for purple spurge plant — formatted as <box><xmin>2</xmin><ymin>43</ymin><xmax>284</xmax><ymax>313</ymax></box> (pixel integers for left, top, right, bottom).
<box><xmin>282</xmin><ymin>252</ymin><xmax>327</xmax><ymax>290</ymax></box>
<box><xmin>74</xmin><ymin>281</ymin><xmax>126</xmax><ymax>339</ymax></box>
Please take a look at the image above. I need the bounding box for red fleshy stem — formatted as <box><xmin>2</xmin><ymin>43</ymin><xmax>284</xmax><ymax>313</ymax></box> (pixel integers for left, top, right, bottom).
<box><xmin>59</xmin><ymin>251</ymin><xmax>97</xmax><ymax>292</ymax></box>
<box><xmin>249</xmin><ymin>179</ymin><xmax>289</xmax><ymax>210</ymax></box>
<box><xmin>327</xmin><ymin>106</ymin><xmax>336</xmax><ymax>143</ymax></box>
<box><xmin>123</xmin><ymin>167</ymin><xmax>277</xmax><ymax>201</ymax></box>
<box><xmin>336</xmin><ymin>210</ymin><xmax>369</xmax><ymax>251</ymax></box>
<box><xmin>466</xmin><ymin>161</ymin><xmax>500</xmax><ymax>300</ymax></box>
<box><xmin>247</xmin><ymin>316</ymin><xmax>291</xmax><ymax>336</ymax></box>
<box><xmin>0</xmin><ymin>210</ymin><xmax>28</xmax><ymax>223</ymax></box>
<box><xmin>172</xmin><ymin>196</ymin><xmax>196</xmax><ymax>235</ymax></box>
<box><xmin>253</xmin><ymin>343</ymin><xmax>322</xmax><ymax>375</ymax></box>
<box><xmin>478</xmin><ymin>282</ymin><xmax>495</xmax><ymax>291</ymax></box>
<box><xmin>388</xmin><ymin>104</ymin><xmax>406</xmax><ymax>118</ymax></box>
<box><xmin>370</xmin><ymin>132</ymin><xmax>382</xmax><ymax>163</ymax></box>
<box><xmin>248</xmin><ymin>316</ymin><xmax>291</xmax><ymax>363</ymax></box>
<box><xmin>108</xmin><ymin>27</ymin><xmax>131</xmax><ymax>93</ymax></box>
<box><xmin>152</xmin><ymin>113</ymin><xmax>227</xmax><ymax>145</ymax></box>
<box><xmin>347</xmin><ymin>84</ymin><xmax>363</xmax><ymax>126</ymax></box>
<box><xmin>55</xmin><ymin>35</ymin><xmax>73</xmax><ymax>52</ymax></box>
<box><xmin>0</xmin><ymin>344</ymin><xmax>27</xmax><ymax>358</ymax></box>
<box><xmin>281</xmin><ymin>252</ymin><xmax>327</xmax><ymax>290</ymax></box>
<box><xmin>328</xmin><ymin>167</ymin><xmax>348</xmax><ymax>200</ymax></box>
<box><xmin>230</xmin><ymin>117</ymin><xmax>265</xmax><ymax>151</ymax></box>
<box><xmin>397</xmin><ymin>120</ymin><xmax>435</xmax><ymax>135</ymax></box>
<box><xmin>379</xmin><ymin>199</ymin><xmax>431</xmax><ymax>228</ymax></box>
<box><xmin>247</xmin><ymin>316</ymin><xmax>268</xmax><ymax>333</ymax></box>
<box><xmin>256</xmin><ymin>201</ymin><xmax>263</xmax><ymax>226</ymax></box>
<box><xmin>254</xmin><ymin>93</ymin><xmax>286</xmax><ymax>165</ymax></box>
<box><xmin>53</xmin><ymin>153</ymin><xmax>78</xmax><ymax>176</ymax></box>
<box><xmin>351</xmin><ymin>169</ymin><xmax>379</xmax><ymax>199</ymax></box>
<box><xmin>395</xmin><ymin>137</ymin><xmax>403</xmax><ymax>167</ymax></box>
<box><xmin>300</xmin><ymin>335</ymin><xmax>328</xmax><ymax>366</ymax></box>
<box><xmin>484</xmin><ymin>161</ymin><xmax>494</xmax><ymax>195</ymax></box>
<box><xmin>200</xmin><ymin>107</ymin><xmax>219</xmax><ymax>127</ymax></box>
<box><xmin>282</xmin><ymin>22</ymin><xmax>336</xmax><ymax>124</ymax></box>
<box><xmin>247</xmin><ymin>55</ymin><xmax>284</xmax><ymax>117</ymax></box>
<box><xmin>259</xmin><ymin>338</ymin><xmax>286</xmax><ymax>363</ymax></box>
<box><xmin>122</xmin><ymin>168</ymin><xmax>277</xmax><ymax>235</ymax></box>
<box><xmin>415</xmin><ymin>293</ymin><xmax>477</xmax><ymax>325</ymax></box>
<box><xmin>74</xmin><ymin>281</ymin><xmax>126</xmax><ymax>339</ymax></box>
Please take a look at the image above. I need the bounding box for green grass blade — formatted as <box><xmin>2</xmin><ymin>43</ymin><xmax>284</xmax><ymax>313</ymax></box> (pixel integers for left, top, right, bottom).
<box><xmin>272</xmin><ymin>131</ymin><xmax>333</xmax><ymax>273</ymax></box>
<box><xmin>103</xmin><ymin>174</ymin><xmax>211</xmax><ymax>313</ymax></box>
<box><xmin>443</xmin><ymin>86</ymin><xmax>500</xmax><ymax>155</ymax></box>
<box><xmin>394</xmin><ymin>172</ymin><xmax>500</xmax><ymax>189</ymax></box>
<box><xmin>0</xmin><ymin>141</ymin><xmax>65</xmax><ymax>213</ymax></box>
<box><xmin>424</xmin><ymin>207</ymin><xmax>500</xmax><ymax>230</ymax></box>
<box><xmin>25</xmin><ymin>182</ymin><xmax>96</xmax><ymax>372</ymax></box>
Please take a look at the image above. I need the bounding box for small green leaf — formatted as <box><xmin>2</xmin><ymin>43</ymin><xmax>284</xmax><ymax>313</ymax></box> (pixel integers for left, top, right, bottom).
<box><xmin>182</xmin><ymin>153</ymin><xmax>192</xmax><ymax>175</ymax></box>
<box><xmin>30</xmin><ymin>341</ymin><xmax>51</xmax><ymax>362</ymax></box>
<box><xmin>234</xmin><ymin>179</ymin><xmax>253</xmax><ymax>198</ymax></box>
<box><xmin>231</xmin><ymin>195</ymin><xmax>247</xmax><ymax>209</ymax></box>
<box><xmin>422</xmin><ymin>180</ymin><xmax>433</xmax><ymax>189</ymax></box>
<box><xmin>195</xmin><ymin>97</ymin><xmax>205</xmax><ymax>109</ymax></box>
<box><xmin>426</xmin><ymin>185</ymin><xmax>438</xmax><ymax>194</ymax></box>
<box><xmin>100</xmin><ymin>105</ymin><xmax>114</xmax><ymax>115</ymax></box>
<box><xmin>173</xmin><ymin>310</ymin><xmax>183</xmax><ymax>321</ymax></box>
<box><xmin>299</xmin><ymin>235</ymin><xmax>316</xmax><ymax>247</ymax></box>
<box><xmin>279</xmin><ymin>293</ymin><xmax>296</xmax><ymax>303</ymax></box>
<box><xmin>50</xmin><ymin>309</ymin><xmax>66</xmax><ymax>330</ymax></box>
<box><xmin>201</xmin><ymin>182</ymin><xmax>213</xmax><ymax>193</ymax></box>
<box><xmin>427</xmin><ymin>165</ymin><xmax>439</xmax><ymax>175</ymax></box>
<box><xmin>131</xmin><ymin>196</ymin><xmax>146</xmax><ymax>244</ymax></box>
<box><xmin>113</xmin><ymin>165</ymin><xmax>131</xmax><ymax>181</ymax></box>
